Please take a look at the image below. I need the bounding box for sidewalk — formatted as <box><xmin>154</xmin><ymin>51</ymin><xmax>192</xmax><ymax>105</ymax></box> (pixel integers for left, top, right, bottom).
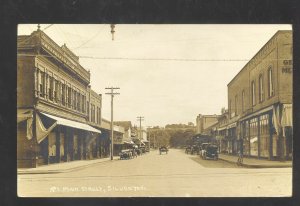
<box><xmin>219</xmin><ymin>154</ymin><xmax>292</xmax><ymax>168</ymax></box>
<box><xmin>18</xmin><ymin>156</ymin><xmax>119</xmax><ymax>175</ymax></box>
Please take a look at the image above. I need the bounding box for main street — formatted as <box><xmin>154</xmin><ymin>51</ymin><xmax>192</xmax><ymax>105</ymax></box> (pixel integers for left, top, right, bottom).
<box><xmin>18</xmin><ymin>149</ymin><xmax>292</xmax><ymax>197</ymax></box>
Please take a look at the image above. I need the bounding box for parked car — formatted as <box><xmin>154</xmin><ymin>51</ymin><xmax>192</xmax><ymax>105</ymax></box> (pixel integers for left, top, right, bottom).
<box><xmin>202</xmin><ymin>145</ymin><xmax>218</xmax><ymax>160</ymax></box>
<box><xmin>119</xmin><ymin>149</ymin><xmax>133</xmax><ymax>160</ymax></box>
<box><xmin>185</xmin><ymin>145</ymin><xmax>192</xmax><ymax>154</ymax></box>
<box><xmin>191</xmin><ymin>144</ymin><xmax>201</xmax><ymax>155</ymax></box>
<box><xmin>159</xmin><ymin>146</ymin><xmax>168</xmax><ymax>155</ymax></box>
<box><xmin>200</xmin><ymin>143</ymin><xmax>210</xmax><ymax>158</ymax></box>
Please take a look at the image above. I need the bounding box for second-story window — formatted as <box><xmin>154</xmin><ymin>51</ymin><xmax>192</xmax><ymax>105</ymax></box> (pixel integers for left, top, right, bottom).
<box><xmin>81</xmin><ymin>95</ymin><xmax>85</xmax><ymax>113</ymax></box>
<box><xmin>67</xmin><ymin>87</ymin><xmax>72</xmax><ymax>108</ymax></box>
<box><xmin>54</xmin><ymin>79</ymin><xmax>58</xmax><ymax>102</ymax></box>
<box><xmin>91</xmin><ymin>104</ymin><xmax>95</xmax><ymax>123</ymax></box>
<box><xmin>242</xmin><ymin>90</ymin><xmax>245</xmax><ymax>113</ymax></box>
<box><xmin>235</xmin><ymin>95</ymin><xmax>238</xmax><ymax>116</ymax></box>
<box><xmin>61</xmin><ymin>84</ymin><xmax>65</xmax><ymax>106</ymax></box>
<box><xmin>49</xmin><ymin>76</ymin><xmax>53</xmax><ymax>101</ymax></box>
<box><xmin>268</xmin><ymin>67</ymin><xmax>274</xmax><ymax>97</ymax></box>
<box><xmin>251</xmin><ymin>80</ymin><xmax>256</xmax><ymax>106</ymax></box>
<box><xmin>77</xmin><ymin>92</ymin><xmax>81</xmax><ymax>112</ymax></box>
<box><xmin>87</xmin><ymin>101</ymin><xmax>90</xmax><ymax>120</ymax></box>
<box><xmin>259</xmin><ymin>74</ymin><xmax>264</xmax><ymax>103</ymax></box>
<box><xmin>229</xmin><ymin>99</ymin><xmax>232</xmax><ymax>118</ymax></box>
<box><xmin>39</xmin><ymin>71</ymin><xmax>45</xmax><ymax>97</ymax></box>
<box><xmin>73</xmin><ymin>90</ymin><xmax>77</xmax><ymax>110</ymax></box>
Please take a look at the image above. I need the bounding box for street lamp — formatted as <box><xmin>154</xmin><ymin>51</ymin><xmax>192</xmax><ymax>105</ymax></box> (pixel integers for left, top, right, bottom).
<box><xmin>110</xmin><ymin>24</ymin><xmax>115</xmax><ymax>41</ymax></box>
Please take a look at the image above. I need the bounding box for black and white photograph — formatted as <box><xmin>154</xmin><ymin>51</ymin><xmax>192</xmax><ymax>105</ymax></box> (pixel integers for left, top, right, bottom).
<box><xmin>17</xmin><ymin>24</ymin><xmax>293</xmax><ymax>197</ymax></box>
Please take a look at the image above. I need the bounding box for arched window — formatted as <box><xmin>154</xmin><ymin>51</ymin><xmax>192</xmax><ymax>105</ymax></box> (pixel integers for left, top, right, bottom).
<box><xmin>242</xmin><ymin>90</ymin><xmax>245</xmax><ymax>112</ymax></box>
<box><xmin>251</xmin><ymin>80</ymin><xmax>256</xmax><ymax>106</ymax></box>
<box><xmin>268</xmin><ymin>67</ymin><xmax>274</xmax><ymax>97</ymax></box>
<box><xmin>259</xmin><ymin>74</ymin><xmax>264</xmax><ymax>102</ymax></box>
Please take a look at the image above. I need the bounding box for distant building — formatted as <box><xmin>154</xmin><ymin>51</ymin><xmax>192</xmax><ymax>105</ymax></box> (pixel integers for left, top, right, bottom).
<box><xmin>196</xmin><ymin>114</ymin><xmax>219</xmax><ymax>134</ymax></box>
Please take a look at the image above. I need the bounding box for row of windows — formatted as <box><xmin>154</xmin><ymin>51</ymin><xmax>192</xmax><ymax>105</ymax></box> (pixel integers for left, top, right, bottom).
<box><xmin>252</xmin><ymin>67</ymin><xmax>274</xmax><ymax>106</ymax></box>
<box><xmin>38</xmin><ymin>69</ymin><xmax>86</xmax><ymax>114</ymax></box>
<box><xmin>37</xmin><ymin>68</ymin><xmax>101</xmax><ymax>124</ymax></box>
<box><xmin>229</xmin><ymin>67</ymin><xmax>274</xmax><ymax>118</ymax></box>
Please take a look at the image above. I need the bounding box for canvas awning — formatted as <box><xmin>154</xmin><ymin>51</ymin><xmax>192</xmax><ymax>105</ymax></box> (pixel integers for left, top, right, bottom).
<box><xmin>250</xmin><ymin>137</ymin><xmax>258</xmax><ymax>143</ymax></box>
<box><xmin>17</xmin><ymin>109</ymin><xmax>33</xmax><ymax>123</ymax></box>
<box><xmin>217</xmin><ymin>126</ymin><xmax>227</xmax><ymax>131</ymax></box>
<box><xmin>40</xmin><ymin>112</ymin><xmax>101</xmax><ymax>134</ymax></box>
<box><xmin>281</xmin><ymin>104</ymin><xmax>293</xmax><ymax>127</ymax></box>
<box><xmin>227</xmin><ymin>122</ymin><xmax>237</xmax><ymax>129</ymax></box>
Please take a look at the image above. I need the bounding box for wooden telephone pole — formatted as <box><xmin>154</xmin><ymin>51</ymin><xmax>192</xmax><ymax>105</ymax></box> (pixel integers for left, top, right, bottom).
<box><xmin>105</xmin><ymin>87</ymin><xmax>120</xmax><ymax>160</ymax></box>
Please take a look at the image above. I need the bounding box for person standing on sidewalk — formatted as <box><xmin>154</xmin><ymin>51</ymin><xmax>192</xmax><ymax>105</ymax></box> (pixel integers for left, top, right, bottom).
<box><xmin>237</xmin><ymin>139</ymin><xmax>244</xmax><ymax>166</ymax></box>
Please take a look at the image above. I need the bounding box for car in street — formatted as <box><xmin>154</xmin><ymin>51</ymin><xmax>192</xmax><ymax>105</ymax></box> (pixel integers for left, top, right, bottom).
<box><xmin>200</xmin><ymin>143</ymin><xmax>210</xmax><ymax>158</ymax></box>
<box><xmin>159</xmin><ymin>146</ymin><xmax>168</xmax><ymax>155</ymax></box>
<box><xmin>202</xmin><ymin>144</ymin><xmax>219</xmax><ymax>160</ymax></box>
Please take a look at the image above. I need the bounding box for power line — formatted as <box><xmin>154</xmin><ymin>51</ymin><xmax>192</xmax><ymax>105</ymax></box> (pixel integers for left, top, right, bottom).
<box><xmin>18</xmin><ymin>24</ymin><xmax>54</xmax><ymax>44</ymax></box>
<box><xmin>18</xmin><ymin>54</ymin><xmax>290</xmax><ymax>62</ymax></box>
<box><xmin>72</xmin><ymin>25</ymin><xmax>106</xmax><ymax>50</ymax></box>
<box><xmin>77</xmin><ymin>56</ymin><xmax>250</xmax><ymax>62</ymax></box>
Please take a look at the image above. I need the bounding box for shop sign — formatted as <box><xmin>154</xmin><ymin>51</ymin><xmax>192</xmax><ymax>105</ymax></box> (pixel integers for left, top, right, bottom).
<box><xmin>282</xmin><ymin>60</ymin><xmax>292</xmax><ymax>74</ymax></box>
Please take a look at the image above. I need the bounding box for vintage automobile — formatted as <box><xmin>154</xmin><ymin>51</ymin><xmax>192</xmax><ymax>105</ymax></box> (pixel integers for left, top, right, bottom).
<box><xmin>185</xmin><ymin>145</ymin><xmax>192</xmax><ymax>154</ymax></box>
<box><xmin>202</xmin><ymin>145</ymin><xmax>218</xmax><ymax>160</ymax></box>
<box><xmin>191</xmin><ymin>144</ymin><xmax>201</xmax><ymax>155</ymax></box>
<box><xmin>159</xmin><ymin>146</ymin><xmax>168</xmax><ymax>155</ymax></box>
<box><xmin>200</xmin><ymin>143</ymin><xmax>210</xmax><ymax>158</ymax></box>
<box><xmin>119</xmin><ymin>149</ymin><xmax>133</xmax><ymax>160</ymax></box>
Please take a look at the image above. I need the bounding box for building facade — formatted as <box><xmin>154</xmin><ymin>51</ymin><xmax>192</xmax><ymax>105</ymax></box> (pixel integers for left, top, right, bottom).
<box><xmin>227</xmin><ymin>30</ymin><xmax>293</xmax><ymax>160</ymax></box>
<box><xmin>196</xmin><ymin>114</ymin><xmax>219</xmax><ymax>134</ymax></box>
<box><xmin>17</xmin><ymin>27</ymin><xmax>120</xmax><ymax>168</ymax></box>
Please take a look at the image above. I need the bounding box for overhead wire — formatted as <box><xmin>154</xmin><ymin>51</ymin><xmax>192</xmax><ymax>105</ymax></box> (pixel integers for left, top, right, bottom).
<box><xmin>72</xmin><ymin>25</ymin><xmax>106</xmax><ymax>50</ymax></box>
<box><xmin>18</xmin><ymin>24</ymin><xmax>54</xmax><ymax>44</ymax></box>
<box><xmin>16</xmin><ymin>54</ymin><xmax>252</xmax><ymax>62</ymax></box>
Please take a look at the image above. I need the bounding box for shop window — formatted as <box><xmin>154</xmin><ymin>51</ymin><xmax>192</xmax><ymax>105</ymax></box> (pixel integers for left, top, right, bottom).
<box><xmin>250</xmin><ymin>118</ymin><xmax>258</xmax><ymax>156</ymax></box>
<box><xmin>268</xmin><ymin>67</ymin><xmax>274</xmax><ymax>97</ymax></box>
<box><xmin>259</xmin><ymin>74</ymin><xmax>264</xmax><ymax>103</ymax></box>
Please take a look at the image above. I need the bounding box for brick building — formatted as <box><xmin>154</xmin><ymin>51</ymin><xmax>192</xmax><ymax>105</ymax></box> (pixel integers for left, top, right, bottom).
<box><xmin>17</xmin><ymin>27</ymin><xmax>120</xmax><ymax>167</ymax></box>
<box><xmin>228</xmin><ymin>30</ymin><xmax>293</xmax><ymax>160</ymax></box>
<box><xmin>196</xmin><ymin>114</ymin><xmax>219</xmax><ymax>134</ymax></box>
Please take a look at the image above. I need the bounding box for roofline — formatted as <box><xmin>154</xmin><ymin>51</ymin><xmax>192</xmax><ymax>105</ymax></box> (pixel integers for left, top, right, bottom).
<box><xmin>227</xmin><ymin>30</ymin><xmax>292</xmax><ymax>87</ymax></box>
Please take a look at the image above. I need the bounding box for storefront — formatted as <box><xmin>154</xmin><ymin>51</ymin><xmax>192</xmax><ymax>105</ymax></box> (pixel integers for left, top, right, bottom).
<box><xmin>227</xmin><ymin>122</ymin><xmax>237</xmax><ymax>155</ymax></box>
<box><xmin>238</xmin><ymin>104</ymin><xmax>293</xmax><ymax>160</ymax></box>
<box><xmin>17</xmin><ymin>110</ymin><xmax>102</xmax><ymax>168</ymax></box>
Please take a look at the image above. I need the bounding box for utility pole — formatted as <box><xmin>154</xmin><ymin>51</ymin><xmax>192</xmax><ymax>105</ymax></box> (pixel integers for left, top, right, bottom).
<box><xmin>105</xmin><ymin>87</ymin><xmax>120</xmax><ymax>160</ymax></box>
<box><xmin>136</xmin><ymin>116</ymin><xmax>144</xmax><ymax>147</ymax></box>
<box><xmin>147</xmin><ymin>126</ymin><xmax>151</xmax><ymax>152</ymax></box>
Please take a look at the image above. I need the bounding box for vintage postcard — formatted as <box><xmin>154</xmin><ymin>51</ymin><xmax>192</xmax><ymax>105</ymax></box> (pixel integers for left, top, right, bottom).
<box><xmin>17</xmin><ymin>24</ymin><xmax>292</xmax><ymax>197</ymax></box>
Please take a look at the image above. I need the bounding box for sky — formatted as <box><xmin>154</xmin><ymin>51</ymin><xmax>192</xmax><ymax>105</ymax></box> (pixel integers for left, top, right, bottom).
<box><xmin>18</xmin><ymin>24</ymin><xmax>292</xmax><ymax>127</ymax></box>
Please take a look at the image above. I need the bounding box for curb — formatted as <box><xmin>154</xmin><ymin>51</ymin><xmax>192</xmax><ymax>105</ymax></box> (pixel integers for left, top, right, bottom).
<box><xmin>18</xmin><ymin>159</ymin><xmax>117</xmax><ymax>175</ymax></box>
<box><xmin>219</xmin><ymin>157</ymin><xmax>292</xmax><ymax>168</ymax></box>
